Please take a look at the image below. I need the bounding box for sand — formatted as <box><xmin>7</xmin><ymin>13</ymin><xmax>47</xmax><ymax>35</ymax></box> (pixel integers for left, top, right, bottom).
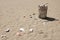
<box><xmin>0</xmin><ymin>0</ymin><xmax>60</xmax><ymax>40</ymax></box>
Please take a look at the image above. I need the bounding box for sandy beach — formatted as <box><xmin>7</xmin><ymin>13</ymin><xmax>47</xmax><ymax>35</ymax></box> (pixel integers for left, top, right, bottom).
<box><xmin>0</xmin><ymin>0</ymin><xmax>60</xmax><ymax>40</ymax></box>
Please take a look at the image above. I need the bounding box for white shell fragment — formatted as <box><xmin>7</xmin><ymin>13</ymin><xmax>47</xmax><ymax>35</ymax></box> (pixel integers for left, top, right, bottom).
<box><xmin>5</xmin><ymin>28</ymin><xmax>10</xmax><ymax>32</ymax></box>
<box><xmin>29</xmin><ymin>29</ymin><xmax>33</xmax><ymax>33</ymax></box>
<box><xmin>19</xmin><ymin>28</ymin><xmax>25</xmax><ymax>32</ymax></box>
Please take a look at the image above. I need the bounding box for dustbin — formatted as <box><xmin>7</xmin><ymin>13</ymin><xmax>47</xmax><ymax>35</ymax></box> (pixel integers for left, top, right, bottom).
<box><xmin>38</xmin><ymin>3</ymin><xmax>48</xmax><ymax>19</ymax></box>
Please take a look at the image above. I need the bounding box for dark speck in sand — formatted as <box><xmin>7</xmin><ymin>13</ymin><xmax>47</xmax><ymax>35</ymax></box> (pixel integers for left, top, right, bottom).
<box><xmin>34</xmin><ymin>18</ymin><xmax>38</xmax><ymax>20</ymax></box>
<box><xmin>23</xmin><ymin>16</ymin><xmax>26</xmax><ymax>18</ymax></box>
<box><xmin>39</xmin><ymin>31</ymin><xmax>44</xmax><ymax>34</ymax></box>
<box><xmin>43</xmin><ymin>34</ymin><xmax>48</xmax><ymax>38</ymax></box>
<box><xmin>33</xmin><ymin>13</ymin><xmax>35</xmax><ymax>15</ymax></box>
<box><xmin>38</xmin><ymin>30</ymin><xmax>44</xmax><ymax>34</ymax></box>
<box><xmin>30</xmin><ymin>16</ymin><xmax>32</xmax><ymax>18</ymax></box>
<box><xmin>29</xmin><ymin>15</ymin><xmax>31</xmax><ymax>16</ymax></box>
<box><xmin>29</xmin><ymin>15</ymin><xmax>32</xmax><ymax>18</ymax></box>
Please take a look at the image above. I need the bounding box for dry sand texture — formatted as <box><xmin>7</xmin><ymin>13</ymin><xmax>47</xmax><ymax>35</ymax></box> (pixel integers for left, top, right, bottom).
<box><xmin>0</xmin><ymin>0</ymin><xmax>60</xmax><ymax>40</ymax></box>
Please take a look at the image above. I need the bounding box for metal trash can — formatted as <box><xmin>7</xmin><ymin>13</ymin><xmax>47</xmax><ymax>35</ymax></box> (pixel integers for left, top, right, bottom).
<box><xmin>38</xmin><ymin>3</ymin><xmax>48</xmax><ymax>19</ymax></box>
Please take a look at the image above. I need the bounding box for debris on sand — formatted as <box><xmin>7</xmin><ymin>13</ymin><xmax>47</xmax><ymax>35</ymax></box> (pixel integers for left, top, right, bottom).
<box><xmin>29</xmin><ymin>15</ymin><xmax>32</xmax><ymax>18</ymax></box>
<box><xmin>33</xmin><ymin>13</ymin><xmax>35</xmax><ymax>15</ymax></box>
<box><xmin>23</xmin><ymin>16</ymin><xmax>26</xmax><ymax>18</ymax></box>
<box><xmin>16</xmin><ymin>28</ymin><xmax>25</xmax><ymax>36</ymax></box>
<box><xmin>19</xmin><ymin>28</ymin><xmax>25</xmax><ymax>32</ymax></box>
<box><xmin>30</xmin><ymin>16</ymin><xmax>32</xmax><ymax>18</ymax></box>
<box><xmin>38</xmin><ymin>30</ymin><xmax>44</xmax><ymax>34</ymax></box>
<box><xmin>5</xmin><ymin>28</ymin><xmax>10</xmax><ymax>32</ymax></box>
<box><xmin>29</xmin><ymin>29</ymin><xmax>33</xmax><ymax>33</ymax></box>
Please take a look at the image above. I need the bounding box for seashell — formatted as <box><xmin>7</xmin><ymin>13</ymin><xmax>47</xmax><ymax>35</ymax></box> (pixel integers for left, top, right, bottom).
<box><xmin>5</xmin><ymin>28</ymin><xmax>10</xmax><ymax>32</ymax></box>
<box><xmin>19</xmin><ymin>28</ymin><xmax>25</xmax><ymax>32</ymax></box>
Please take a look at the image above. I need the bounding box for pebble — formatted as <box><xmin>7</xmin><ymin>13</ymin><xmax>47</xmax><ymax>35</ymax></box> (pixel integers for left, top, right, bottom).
<box><xmin>29</xmin><ymin>29</ymin><xmax>33</xmax><ymax>33</ymax></box>
<box><xmin>19</xmin><ymin>28</ymin><xmax>25</xmax><ymax>32</ymax></box>
<box><xmin>5</xmin><ymin>28</ymin><xmax>10</xmax><ymax>32</ymax></box>
<box><xmin>23</xmin><ymin>16</ymin><xmax>26</xmax><ymax>18</ymax></box>
<box><xmin>30</xmin><ymin>16</ymin><xmax>32</xmax><ymax>18</ymax></box>
<box><xmin>33</xmin><ymin>13</ymin><xmax>35</xmax><ymax>15</ymax></box>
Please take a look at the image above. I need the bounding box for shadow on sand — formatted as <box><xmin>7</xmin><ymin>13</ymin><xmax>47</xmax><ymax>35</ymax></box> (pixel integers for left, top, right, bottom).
<box><xmin>40</xmin><ymin>17</ymin><xmax>59</xmax><ymax>21</ymax></box>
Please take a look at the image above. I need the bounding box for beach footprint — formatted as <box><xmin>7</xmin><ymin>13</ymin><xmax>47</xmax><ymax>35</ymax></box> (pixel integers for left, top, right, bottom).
<box><xmin>1</xmin><ymin>35</ymin><xmax>8</xmax><ymax>40</ymax></box>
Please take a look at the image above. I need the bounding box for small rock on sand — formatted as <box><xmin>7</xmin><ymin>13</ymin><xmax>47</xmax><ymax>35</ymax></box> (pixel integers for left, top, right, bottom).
<box><xmin>19</xmin><ymin>28</ymin><xmax>25</xmax><ymax>32</ymax></box>
<box><xmin>29</xmin><ymin>29</ymin><xmax>33</xmax><ymax>33</ymax></box>
<box><xmin>33</xmin><ymin>13</ymin><xmax>35</xmax><ymax>15</ymax></box>
<box><xmin>5</xmin><ymin>28</ymin><xmax>10</xmax><ymax>32</ymax></box>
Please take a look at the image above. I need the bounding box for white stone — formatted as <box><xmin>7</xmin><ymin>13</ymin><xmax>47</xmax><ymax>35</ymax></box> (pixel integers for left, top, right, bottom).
<box><xmin>19</xmin><ymin>28</ymin><xmax>24</xmax><ymax>32</ymax></box>
<box><xmin>5</xmin><ymin>28</ymin><xmax>10</xmax><ymax>32</ymax></box>
<box><xmin>29</xmin><ymin>29</ymin><xmax>33</xmax><ymax>32</ymax></box>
